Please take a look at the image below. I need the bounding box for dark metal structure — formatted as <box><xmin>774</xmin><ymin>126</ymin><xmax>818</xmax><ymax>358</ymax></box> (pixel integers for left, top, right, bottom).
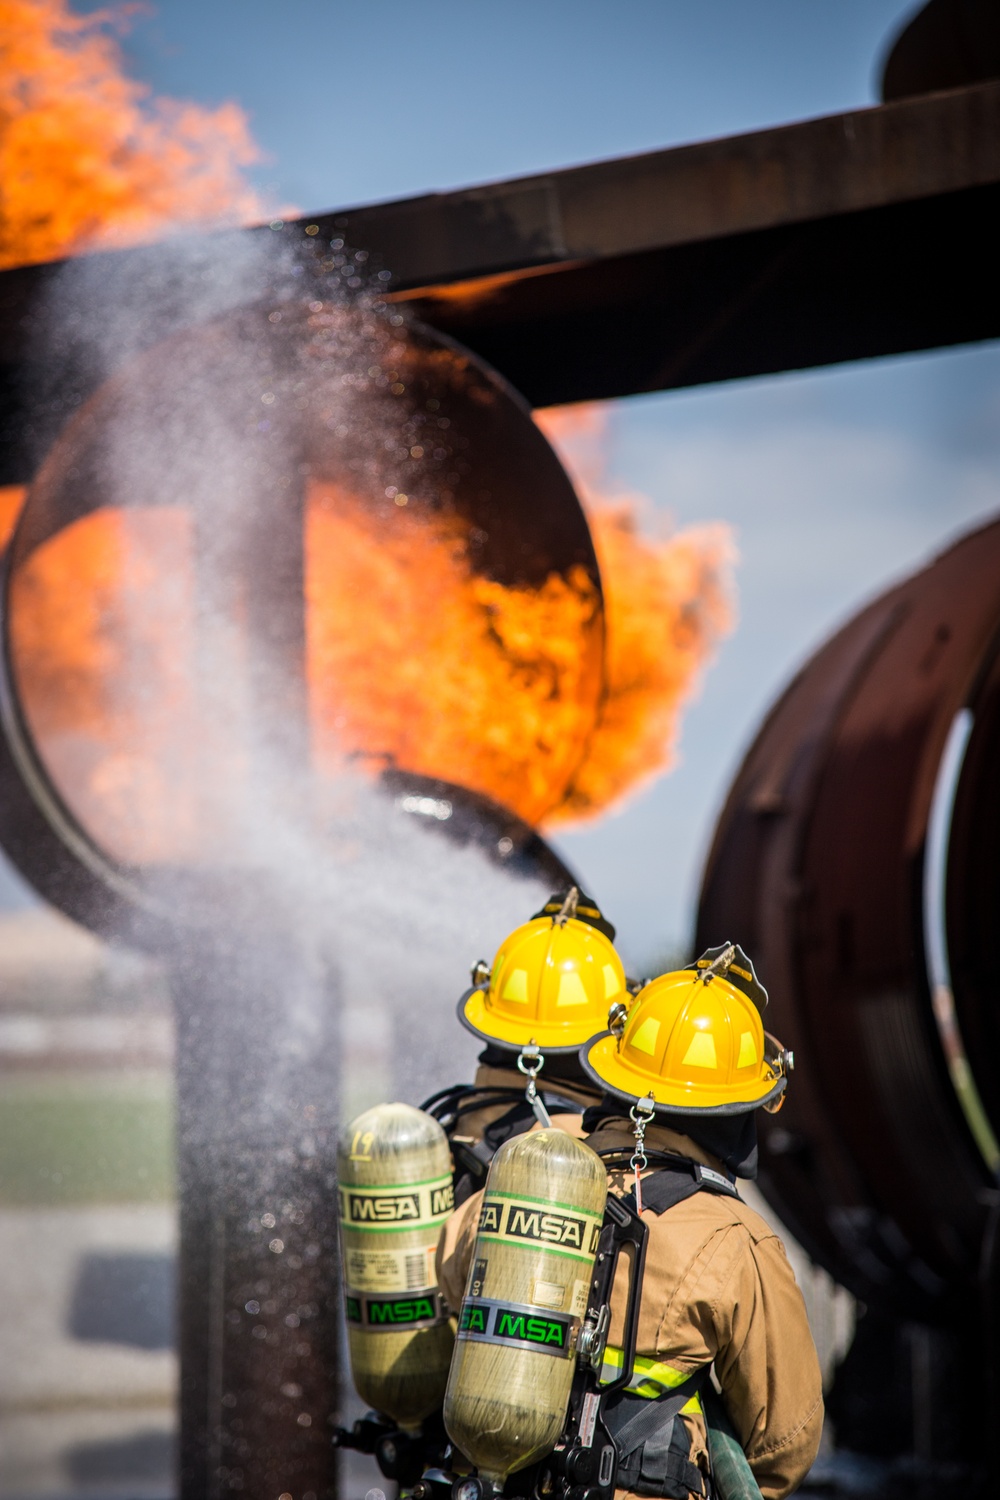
<box><xmin>2</xmin><ymin>78</ymin><xmax>1000</xmax><ymax>478</ymax></box>
<box><xmin>880</xmin><ymin>0</ymin><xmax>1000</xmax><ymax>100</ymax></box>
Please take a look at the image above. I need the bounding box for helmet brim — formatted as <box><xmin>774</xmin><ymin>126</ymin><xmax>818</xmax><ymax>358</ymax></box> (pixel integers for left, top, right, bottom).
<box><xmin>581</xmin><ymin>1031</ymin><xmax>787</xmax><ymax>1116</ymax></box>
<box><xmin>457</xmin><ymin>988</ymin><xmax>597</xmax><ymax>1053</ymax></box>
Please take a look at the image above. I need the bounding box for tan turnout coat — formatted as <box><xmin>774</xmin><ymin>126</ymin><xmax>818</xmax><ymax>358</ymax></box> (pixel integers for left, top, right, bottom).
<box><xmin>437</xmin><ymin>1117</ymin><xmax>823</xmax><ymax>1500</ymax></box>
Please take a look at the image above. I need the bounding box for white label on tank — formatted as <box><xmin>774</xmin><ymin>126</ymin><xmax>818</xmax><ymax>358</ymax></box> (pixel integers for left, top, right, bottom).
<box><xmin>531</xmin><ymin>1278</ymin><xmax>566</xmax><ymax>1309</ymax></box>
<box><xmin>346</xmin><ymin>1246</ymin><xmax>437</xmax><ymax>1292</ymax></box>
<box><xmin>406</xmin><ymin>1251</ymin><xmax>430</xmax><ymax>1289</ymax></box>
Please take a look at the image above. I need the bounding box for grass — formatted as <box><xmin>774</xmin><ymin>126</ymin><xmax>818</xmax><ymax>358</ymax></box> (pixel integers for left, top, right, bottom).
<box><xmin>0</xmin><ymin>1071</ymin><xmax>175</xmax><ymax>1206</ymax></box>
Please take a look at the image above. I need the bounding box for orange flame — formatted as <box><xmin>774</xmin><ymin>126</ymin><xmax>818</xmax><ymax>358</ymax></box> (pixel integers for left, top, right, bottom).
<box><xmin>0</xmin><ymin>7</ymin><xmax>734</xmax><ymax>849</ymax></box>
<box><xmin>8</xmin><ymin>493</ymin><xmax>604</xmax><ymax>860</ymax></box>
<box><xmin>306</xmin><ymin>483</ymin><xmax>602</xmax><ymax>827</ymax></box>
<box><xmin>9</xmin><ymin>505</ymin><xmax>206</xmax><ymax>863</ymax></box>
<box><xmin>5</xmin><ymin>409</ymin><xmax>733</xmax><ymax>861</ymax></box>
<box><xmin>0</xmin><ymin>0</ymin><xmax>264</xmax><ymax>269</ymax></box>
<box><xmin>536</xmin><ymin>405</ymin><xmax>735</xmax><ymax>822</ymax></box>
<box><xmin>0</xmin><ymin>484</ymin><xmax>25</xmax><ymax>547</ymax></box>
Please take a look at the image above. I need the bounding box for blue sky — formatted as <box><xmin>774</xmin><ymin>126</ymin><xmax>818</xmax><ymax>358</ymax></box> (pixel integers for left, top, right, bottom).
<box><xmin>6</xmin><ymin>0</ymin><xmax>998</xmax><ymax>970</ymax></box>
<box><xmin>78</xmin><ymin>0</ymin><xmax>917</xmax><ymax>212</ymax></box>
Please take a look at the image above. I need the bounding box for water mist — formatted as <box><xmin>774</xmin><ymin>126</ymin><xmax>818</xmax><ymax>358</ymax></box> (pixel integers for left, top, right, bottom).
<box><xmin>2</xmin><ymin>224</ymin><xmax>599</xmax><ymax>1498</ymax></box>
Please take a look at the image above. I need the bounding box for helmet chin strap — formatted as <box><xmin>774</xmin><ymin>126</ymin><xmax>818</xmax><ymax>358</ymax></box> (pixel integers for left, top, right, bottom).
<box><xmin>518</xmin><ymin>1043</ymin><xmax>553</xmax><ymax>1128</ymax></box>
<box><xmin>629</xmin><ymin>1094</ymin><xmax>656</xmax><ymax>1212</ymax></box>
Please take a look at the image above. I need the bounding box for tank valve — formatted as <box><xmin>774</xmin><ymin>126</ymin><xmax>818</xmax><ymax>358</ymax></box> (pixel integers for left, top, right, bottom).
<box><xmin>452</xmin><ymin>1479</ymin><xmax>501</xmax><ymax>1500</ymax></box>
<box><xmin>577</xmin><ymin>1303</ymin><xmax>610</xmax><ymax>1369</ymax></box>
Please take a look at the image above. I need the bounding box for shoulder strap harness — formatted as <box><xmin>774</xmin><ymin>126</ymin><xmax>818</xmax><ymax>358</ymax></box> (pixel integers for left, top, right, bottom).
<box><xmin>420</xmin><ymin>1083</ymin><xmax>586</xmax><ymax>1204</ymax></box>
<box><xmin>586</xmin><ymin>1146</ymin><xmax>743</xmax><ymax>1500</ymax></box>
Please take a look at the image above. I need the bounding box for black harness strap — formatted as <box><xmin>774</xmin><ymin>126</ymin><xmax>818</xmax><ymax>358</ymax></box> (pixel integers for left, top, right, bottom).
<box><xmin>624</xmin><ymin>1161</ymin><xmax>740</xmax><ymax>1216</ymax></box>
<box><xmin>603</xmin><ymin>1372</ymin><xmax>703</xmax><ymax>1450</ymax></box>
<box><xmin>592</xmin><ymin>1148</ymin><xmax>740</xmax><ymax>1211</ymax></box>
<box><xmin>603</xmin><ymin>1374</ymin><xmax>710</xmax><ymax>1499</ymax></box>
<box><xmin>425</xmin><ymin>1084</ymin><xmax>588</xmax><ymax>1205</ymax></box>
<box><xmin>584</xmin><ymin>1144</ymin><xmax>742</xmax><ymax>1499</ymax></box>
<box><xmin>421</xmin><ymin>1083</ymin><xmax>585</xmax><ymax>1137</ymax></box>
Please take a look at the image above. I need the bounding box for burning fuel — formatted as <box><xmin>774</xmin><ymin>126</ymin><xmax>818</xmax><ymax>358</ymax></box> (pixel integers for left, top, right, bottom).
<box><xmin>0</xmin><ymin>0</ymin><xmax>265</xmax><ymax>269</ymax></box>
<box><xmin>1</xmin><ymin>4</ymin><xmax>735</xmax><ymax>839</ymax></box>
<box><xmin>4</xmin><ymin>388</ymin><xmax>733</xmax><ymax>858</ymax></box>
<box><xmin>536</xmin><ymin>407</ymin><xmax>735</xmax><ymax>822</ymax></box>
<box><xmin>5</xmin><ymin>425</ymin><xmax>733</xmax><ymax>851</ymax></box>
<box><xmin>307</xmin><ymin>486</ymin><xmax>602</xmax><ymax>828</ymax></box>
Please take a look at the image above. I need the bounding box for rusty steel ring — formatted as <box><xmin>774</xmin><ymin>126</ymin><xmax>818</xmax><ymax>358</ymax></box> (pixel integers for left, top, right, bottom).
<box><xmin>697</xmin><ymin>516</ymin><xmax>1000</xmax><ymax>1319</ymax></box>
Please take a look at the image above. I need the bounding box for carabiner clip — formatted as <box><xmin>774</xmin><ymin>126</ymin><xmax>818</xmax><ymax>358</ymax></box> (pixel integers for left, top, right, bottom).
<box><xmin>518</xmin><ymin>1043</ymin><xmax>553</xmax><ymax>1129</ymax></box>
<box><xmin>629</xmin><ymin>1094</ymin><xmax>656</xmax><ymax>1213</ymax></box>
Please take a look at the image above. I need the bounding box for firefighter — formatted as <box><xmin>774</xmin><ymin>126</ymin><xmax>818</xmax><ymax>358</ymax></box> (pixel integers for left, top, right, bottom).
<box><xmin>332</xmin><ymin>891</ymin><xmax>629</xmax><ymax>1484</ymax></box>
<box><xmin>438</xmin><ymin>943</ymin><xmax>823</xmax><ymax>1500</ymax></box>
<box><xmin>422</xmin><ymin>888</ymin><xmax>630</xmax><ymax>1201</ymax></box>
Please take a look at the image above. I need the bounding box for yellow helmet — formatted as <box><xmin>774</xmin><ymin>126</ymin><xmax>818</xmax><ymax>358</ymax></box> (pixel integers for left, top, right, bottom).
<box><xmin>459</xmin><ymin>889</ymin><xmax>627</xmax><ymax>1053</ymax></box>
<box><xmin>582</xmin><ymin>943</ymin><xmax>790</xmax><ymax>1114</ymax></box>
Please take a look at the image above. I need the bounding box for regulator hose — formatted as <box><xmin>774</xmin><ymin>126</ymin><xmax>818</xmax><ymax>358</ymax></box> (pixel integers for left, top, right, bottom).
<box><xmin>704</xmin><ymin>1390</ymin><xmax>764</xmax><ymax>1500</ymax></box>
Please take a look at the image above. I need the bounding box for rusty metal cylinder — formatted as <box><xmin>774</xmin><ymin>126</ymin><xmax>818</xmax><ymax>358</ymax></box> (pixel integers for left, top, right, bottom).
<box><xmin>338</xmin><ymin>1102</ymin><xmax>455</xmax><ymax>1430</ymax></box>
<box><xmin>443</xmin><ymin>1128</ymin><xmax>607</xmax><ymax>1489</ymax></box>
<box><xmin>696</xmin><ymin>517</ymin><xmax>1000</xmax><ymax>1319</ymax></box>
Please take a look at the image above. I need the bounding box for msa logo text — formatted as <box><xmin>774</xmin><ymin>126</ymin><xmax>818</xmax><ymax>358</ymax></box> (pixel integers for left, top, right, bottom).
<box><xmin>479</xmin><ymin>1201</ymin><xmax>503</xmax><ymax>1234</ymax></box>
<box><xmin>459</xmin><ymin>1298</ymin><xmax>570</xmax><ymax>1351</ymax></box>
<box><xmin>348</xmin><ymin>1192</ymin><xmax>419</xmax><ymax>1223</ymax></box>
<box><xmin>367</xmin><ymin>1295</ymin><xmax>436</xmax><ymax>1325</ymax></box>
<box><xmin>495</xmin><ymin>1306</ymin><xmax>567</xmax><ymax>1348</ymax></box>
<box><xmin>480</xmin><ymin>1199</ymin><xmax>598</xmax><ymax>1253</ymax></box>
<box><xmin>431</xmin><ymin>1184</ymin><xmax>454</xmax><ymax>1215</ymax></box>
<box><xmin>506</xmin><ymin>1206</ymin><xmax>590</xmax><ymax>1250</ymax></box>
<box><xmin>460</xmin><ymin>1303</ymin><xmax>487</xmax><ymax>1334</ymax></box>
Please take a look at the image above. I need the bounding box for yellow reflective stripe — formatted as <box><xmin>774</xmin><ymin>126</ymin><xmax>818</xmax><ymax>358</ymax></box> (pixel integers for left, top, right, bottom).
<box><xmin>680</xmin><ymin>1394</ymin><xmax>703</xmax><ymax>1417</ymax></box>
<box><xmin>600</xmin><ymin>1344</ymin><xmax>699</xmax><ymax>1399</ymax></box>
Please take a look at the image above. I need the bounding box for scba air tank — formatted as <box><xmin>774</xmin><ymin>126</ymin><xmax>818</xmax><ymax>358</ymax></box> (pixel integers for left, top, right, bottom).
<box><xmin>444</xmin><ymin>1128</ymin><xmax>608</xmax><ymax>1490</ymax></box>
<box><xmin>338</xmin><ymin>1102</ymin><xmax>455</xmax><ymax>1429</ymax></box>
